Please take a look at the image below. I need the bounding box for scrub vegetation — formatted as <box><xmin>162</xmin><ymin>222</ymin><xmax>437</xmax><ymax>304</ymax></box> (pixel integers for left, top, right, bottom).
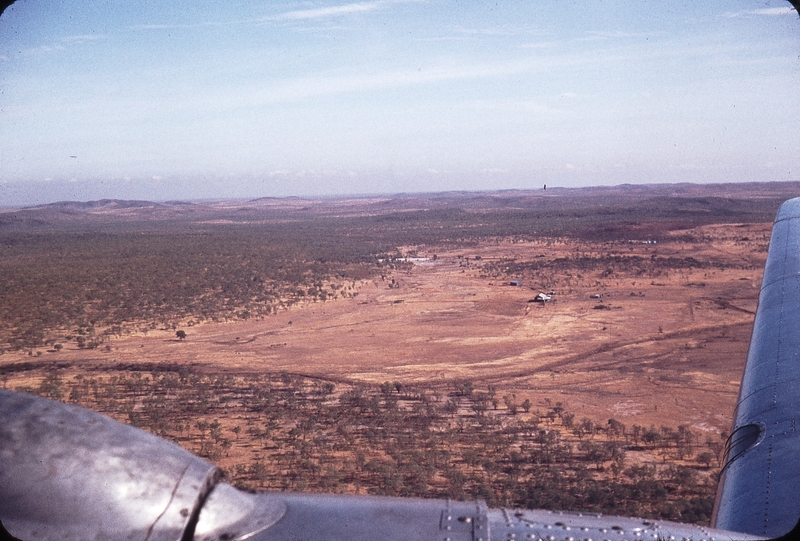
<box><xmin>8</xmin><ymin>368</ymin><xmax>723</xmax><ymax>524</ymax></box>
<box><xmin>0</xmin><ymin>227</ymin><xmax>396</xmax><ymax>352</ymax></box>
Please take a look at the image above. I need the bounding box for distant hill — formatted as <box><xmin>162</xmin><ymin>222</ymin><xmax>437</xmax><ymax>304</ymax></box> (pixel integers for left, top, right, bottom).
<box><xmin>1</xmin><ymin>181</ymin><xmax>799</xmax><ymax>231</ymax></box>
<box><xmin>39</xmin><ymin>199</ymin><xmax>163</xmax><ymax>210</ymax></box>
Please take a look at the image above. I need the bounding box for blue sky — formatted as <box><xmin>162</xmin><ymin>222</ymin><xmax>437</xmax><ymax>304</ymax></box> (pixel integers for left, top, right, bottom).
<box><xmin>1</xmin><ymin>1</ymin><xmax>799</xmax><ymax>205</ymax></box>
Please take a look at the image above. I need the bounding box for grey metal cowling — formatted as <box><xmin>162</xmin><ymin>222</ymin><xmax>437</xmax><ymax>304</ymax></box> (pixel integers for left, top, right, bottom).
<box><xmin>0</xmin><ymin>390</ymin><xmax>221</xmax><ymax>541</ymax></box>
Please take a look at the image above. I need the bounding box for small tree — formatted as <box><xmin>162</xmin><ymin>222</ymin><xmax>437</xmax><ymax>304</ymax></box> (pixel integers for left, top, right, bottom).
<box><xmin>503</xmin><ymin>394</ymin><xmax>518</xmax><ymax>415</ymax></box>
<box><xmin>697</xmin><ymin>451</ymin><xmax>715</xmax><ymax>469</ymax></box>
<box><xmin>176</xmin><ymin>330</ymin><xmax>187</xmax><ymax>340</ymax></box>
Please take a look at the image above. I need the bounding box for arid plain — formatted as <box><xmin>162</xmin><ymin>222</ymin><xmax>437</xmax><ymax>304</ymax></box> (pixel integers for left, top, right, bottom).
<box><xmin>2</xmin><ymin>182</ymin><xmax>798</xmax><ymax>520</ymax></box>
<box><xmin>29</xmin><ymin>222</ymin><xmax>767</xmax><ymax>433</ymax></box>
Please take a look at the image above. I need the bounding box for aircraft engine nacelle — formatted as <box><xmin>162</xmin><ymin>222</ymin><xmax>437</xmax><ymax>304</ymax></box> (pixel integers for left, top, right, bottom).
<box><xmin>0</xmin><ymin>390</ymin><xmax>224</xmax><ymax>540</ymax></box>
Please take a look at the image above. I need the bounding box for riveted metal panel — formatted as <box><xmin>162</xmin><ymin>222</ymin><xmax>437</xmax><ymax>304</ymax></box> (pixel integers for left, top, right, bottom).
<box><xmin>245</xmin><ymin>493</ymin><xmax>483</xmax><ymax>541</ymax></box>
<box><xmin>487</xmin><ymin>508</ymin><xmax>762</xmax><ymax>541</ymax></box>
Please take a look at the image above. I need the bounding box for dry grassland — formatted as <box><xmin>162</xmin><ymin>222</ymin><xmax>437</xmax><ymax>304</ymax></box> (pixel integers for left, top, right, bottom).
<box><xmin>6</xmin><ymin>222</ymin><xmax>767</xmax><ymax>432</ymax></box>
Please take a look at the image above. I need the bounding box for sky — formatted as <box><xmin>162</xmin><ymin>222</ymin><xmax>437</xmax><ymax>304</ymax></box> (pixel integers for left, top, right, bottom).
<box><xmin>1</xmin><ymin>0</ymin><xmax>799</xmax><ymax>206</ymax></box>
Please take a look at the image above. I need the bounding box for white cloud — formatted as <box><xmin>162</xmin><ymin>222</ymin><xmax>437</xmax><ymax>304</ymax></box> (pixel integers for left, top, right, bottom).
<box><xmin>275</xmin><ymin>2</ymin><xmax>383</xmax><ymax>20</ymax></box>
<box><xmin>18</xmin><ymin>34</ymin><xmax>106</xmax><ymax>57</ymax></box>
<box><xmin>61</xmin><ymin>34</ymin><xmax>108</xmax><ymax>44</ymax></box>
<box><xmin>519</xmin><ymin>41</ymin><xmax>558</xmax><ymax>49</ymax></box>
<box><xmin>460</xmin><ymin>98</ymin><xmax>566</xmax><ymax>117</ymax></box>
<box><xmin>25</xmin><ymin>44</ymin><xmax>65</xmax><ymax>55</ymax></box>
<box><xmin>451</xmin><ymin>24</ymin><xmax>538</xmax><ymax>37</ymax></box>
<box><xmin>724</xmin><ymin>7</ymin><xmax>797</xmax><ymax>18</ymax></box>
<box><xmin>585</xmin><ymin>30</ymin><xmax>667</xmax><ymax>39</ymax></box>
<box><xmin>131</xmin><ymin>1</ymin><xmax>417</xmax><ymax>31</ymax></box>
<box><xmin>749</xmin><ymin>7</ymin><xmax>797</xmax><ymax>16</ymax></box>
<box><xmin>134</xmin><ymin>23</ymin><xmax>184</xmax><ymax>29</ymax></box>
<box><xmin>209</xmin><ymin>60</ymin><xmax>537</xmax><ymax>109</ymax></box>
<box><xmin>416</xmin><ymin>36</ymin><xmax>472</xmax><ymax>43</ymax></box>
<box><xmin>132</xmin><ymin>21</ymin><xmax>233</xmax><ymax>30</ymax></box>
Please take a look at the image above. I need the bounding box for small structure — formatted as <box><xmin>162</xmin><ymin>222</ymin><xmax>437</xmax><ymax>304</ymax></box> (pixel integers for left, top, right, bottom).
<box><xmin>509</xmin><ymin>280</ymin><xmax>523</xmax><ymax>287</ymax></box>
<box><xmin>590</xmin><ymin>293</ymin><xmax>603</xmax><ymax>299</ymax></box>
<box><xmin>532</xmin><ymin>293</ymin><xmax>551</xmax><ymax>303</ymax></box>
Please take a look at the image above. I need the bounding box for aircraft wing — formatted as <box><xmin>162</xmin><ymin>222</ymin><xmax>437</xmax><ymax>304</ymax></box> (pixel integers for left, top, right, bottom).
<box><xmin>712</xmin><ymin>197</ymin><xmax>800</xmax><ymax>537</ymax></box>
